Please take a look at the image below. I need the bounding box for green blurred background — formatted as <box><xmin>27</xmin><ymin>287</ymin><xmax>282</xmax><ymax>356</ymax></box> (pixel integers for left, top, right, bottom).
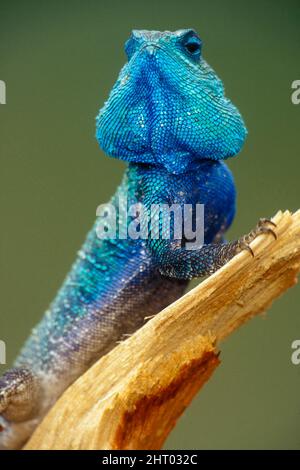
<box><xmin>0</xmin><ymin>0</ymin><xmax>299</xmax><ymax>449</ymax></box>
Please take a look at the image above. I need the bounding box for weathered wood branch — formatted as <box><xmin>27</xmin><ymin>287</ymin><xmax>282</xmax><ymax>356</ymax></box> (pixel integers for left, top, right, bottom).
<box><xmin>24</xmin><ymin>210</ymin><xmax>300</xmax><ymax>450</ymax></box>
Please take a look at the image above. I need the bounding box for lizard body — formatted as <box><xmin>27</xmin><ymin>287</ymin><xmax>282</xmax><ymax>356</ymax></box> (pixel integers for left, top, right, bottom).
<box><xmin>0</xmin><ymin>29</ymin><xmax>258</xmax><ymax>449</ymax></box>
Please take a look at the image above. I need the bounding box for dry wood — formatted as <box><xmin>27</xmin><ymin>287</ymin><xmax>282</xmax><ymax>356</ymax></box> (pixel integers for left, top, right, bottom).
<box><xmin>24</xmin><ymin>210</ymin><xmax>300</xmax><ymax>450</ymax></box>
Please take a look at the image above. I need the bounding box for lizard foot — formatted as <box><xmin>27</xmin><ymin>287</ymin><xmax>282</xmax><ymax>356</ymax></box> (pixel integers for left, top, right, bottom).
<box><xmin>0</xmin><ymin>367</ymin><xmax>41</xmax><ymax>425</ymax></box>
<box><xmin>236</xmin><ymin>218</ymin><xmax>277</xmax><ymax>257</ymax></box>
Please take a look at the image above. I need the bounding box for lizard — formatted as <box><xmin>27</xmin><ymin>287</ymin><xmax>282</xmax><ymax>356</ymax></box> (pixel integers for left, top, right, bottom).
<box><xmin>0</xmin><ymin>29</ymin><xmax>277</xmax><ymax>450</ymax></box>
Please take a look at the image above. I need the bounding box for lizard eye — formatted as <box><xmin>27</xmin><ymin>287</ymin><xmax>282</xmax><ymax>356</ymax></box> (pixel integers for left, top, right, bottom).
<box><xmin>183</xmin><ymin>36</ymin><xmax>202</xmax><ymax>57</ymax></box>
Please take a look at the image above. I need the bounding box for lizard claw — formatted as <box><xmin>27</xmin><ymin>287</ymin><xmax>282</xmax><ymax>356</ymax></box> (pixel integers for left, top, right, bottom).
<box><xmin>256</xmin><ymin>226</ymin><xmax>277</xmax><ymax>239</ymax></box>
<box><xmin>236</xmin><ymin>239</ymin><xmax>255</xmax><ymax>257</ymax></box>
<box><xmin>257</xmin><ymin>218</ymin><xmax>277</xmax><ymax>238</ymax></box>
<box><xmin>258</xmin><ymin>217</ymin><xmax>277</xmax><ymax>228</ymax></box>
<box><xmin>236</xmin><ymin>217</ymin><xmax>277</xmax><ymax>258</ymax></box>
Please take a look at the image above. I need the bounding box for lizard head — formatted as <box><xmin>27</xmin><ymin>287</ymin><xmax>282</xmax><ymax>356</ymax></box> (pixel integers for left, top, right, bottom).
<box><xmin>96</xmin><ymin>29</ymin><xmax>247</xmax><ymax>174</ymax></box>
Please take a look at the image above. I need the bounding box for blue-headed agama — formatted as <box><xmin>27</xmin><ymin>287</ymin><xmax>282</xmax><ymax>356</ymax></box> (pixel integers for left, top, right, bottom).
<box><xmin>0</xmin><ymin>29</ymin><xmax>276</xmax><ymax>449</ymax></box>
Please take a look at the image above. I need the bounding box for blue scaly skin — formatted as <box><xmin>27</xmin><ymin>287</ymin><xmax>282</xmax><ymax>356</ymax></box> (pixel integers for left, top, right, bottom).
<box><xmin>0</xmin><ymin>29</ymin><xmax>275</xmax><ymax>449</ymax></box>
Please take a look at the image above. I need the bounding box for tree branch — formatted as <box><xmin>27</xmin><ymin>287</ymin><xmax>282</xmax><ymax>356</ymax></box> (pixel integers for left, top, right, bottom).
<box><xmin>24</xmin><ymin>210</ymin><xmax>300</xmax><ymax>450</ymax></box>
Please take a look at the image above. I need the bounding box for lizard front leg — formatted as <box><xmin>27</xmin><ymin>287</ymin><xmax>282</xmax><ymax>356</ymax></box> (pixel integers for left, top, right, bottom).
<box><xmin>151</xmin><ymin>219</ymin><xmax>277</xmax><ymax>280</ymax></box>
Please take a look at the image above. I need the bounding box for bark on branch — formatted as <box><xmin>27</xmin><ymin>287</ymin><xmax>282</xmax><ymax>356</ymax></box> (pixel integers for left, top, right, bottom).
<box><xmin>24</xmin><ymin>210</ymin><xmax>300</xmax><ymax>450</ymax></box>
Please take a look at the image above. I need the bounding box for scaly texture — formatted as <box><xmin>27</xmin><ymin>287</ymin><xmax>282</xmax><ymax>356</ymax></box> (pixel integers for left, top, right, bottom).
<box><xmin>0</xmin><ymin>29</ymin><xmax>251</xmax><ymax>449</ymax></box>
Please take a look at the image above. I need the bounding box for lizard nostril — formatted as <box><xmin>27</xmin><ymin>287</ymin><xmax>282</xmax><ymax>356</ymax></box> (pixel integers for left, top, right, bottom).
<box><xmin>142</xmin><ymin>44</ymin><xmax>158</xmax><ymax>56</ymax></box>
<box><xmin>146</xmin><ymin>45</ymin><xmax>155</xmax><ymax>55</ymax></box>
